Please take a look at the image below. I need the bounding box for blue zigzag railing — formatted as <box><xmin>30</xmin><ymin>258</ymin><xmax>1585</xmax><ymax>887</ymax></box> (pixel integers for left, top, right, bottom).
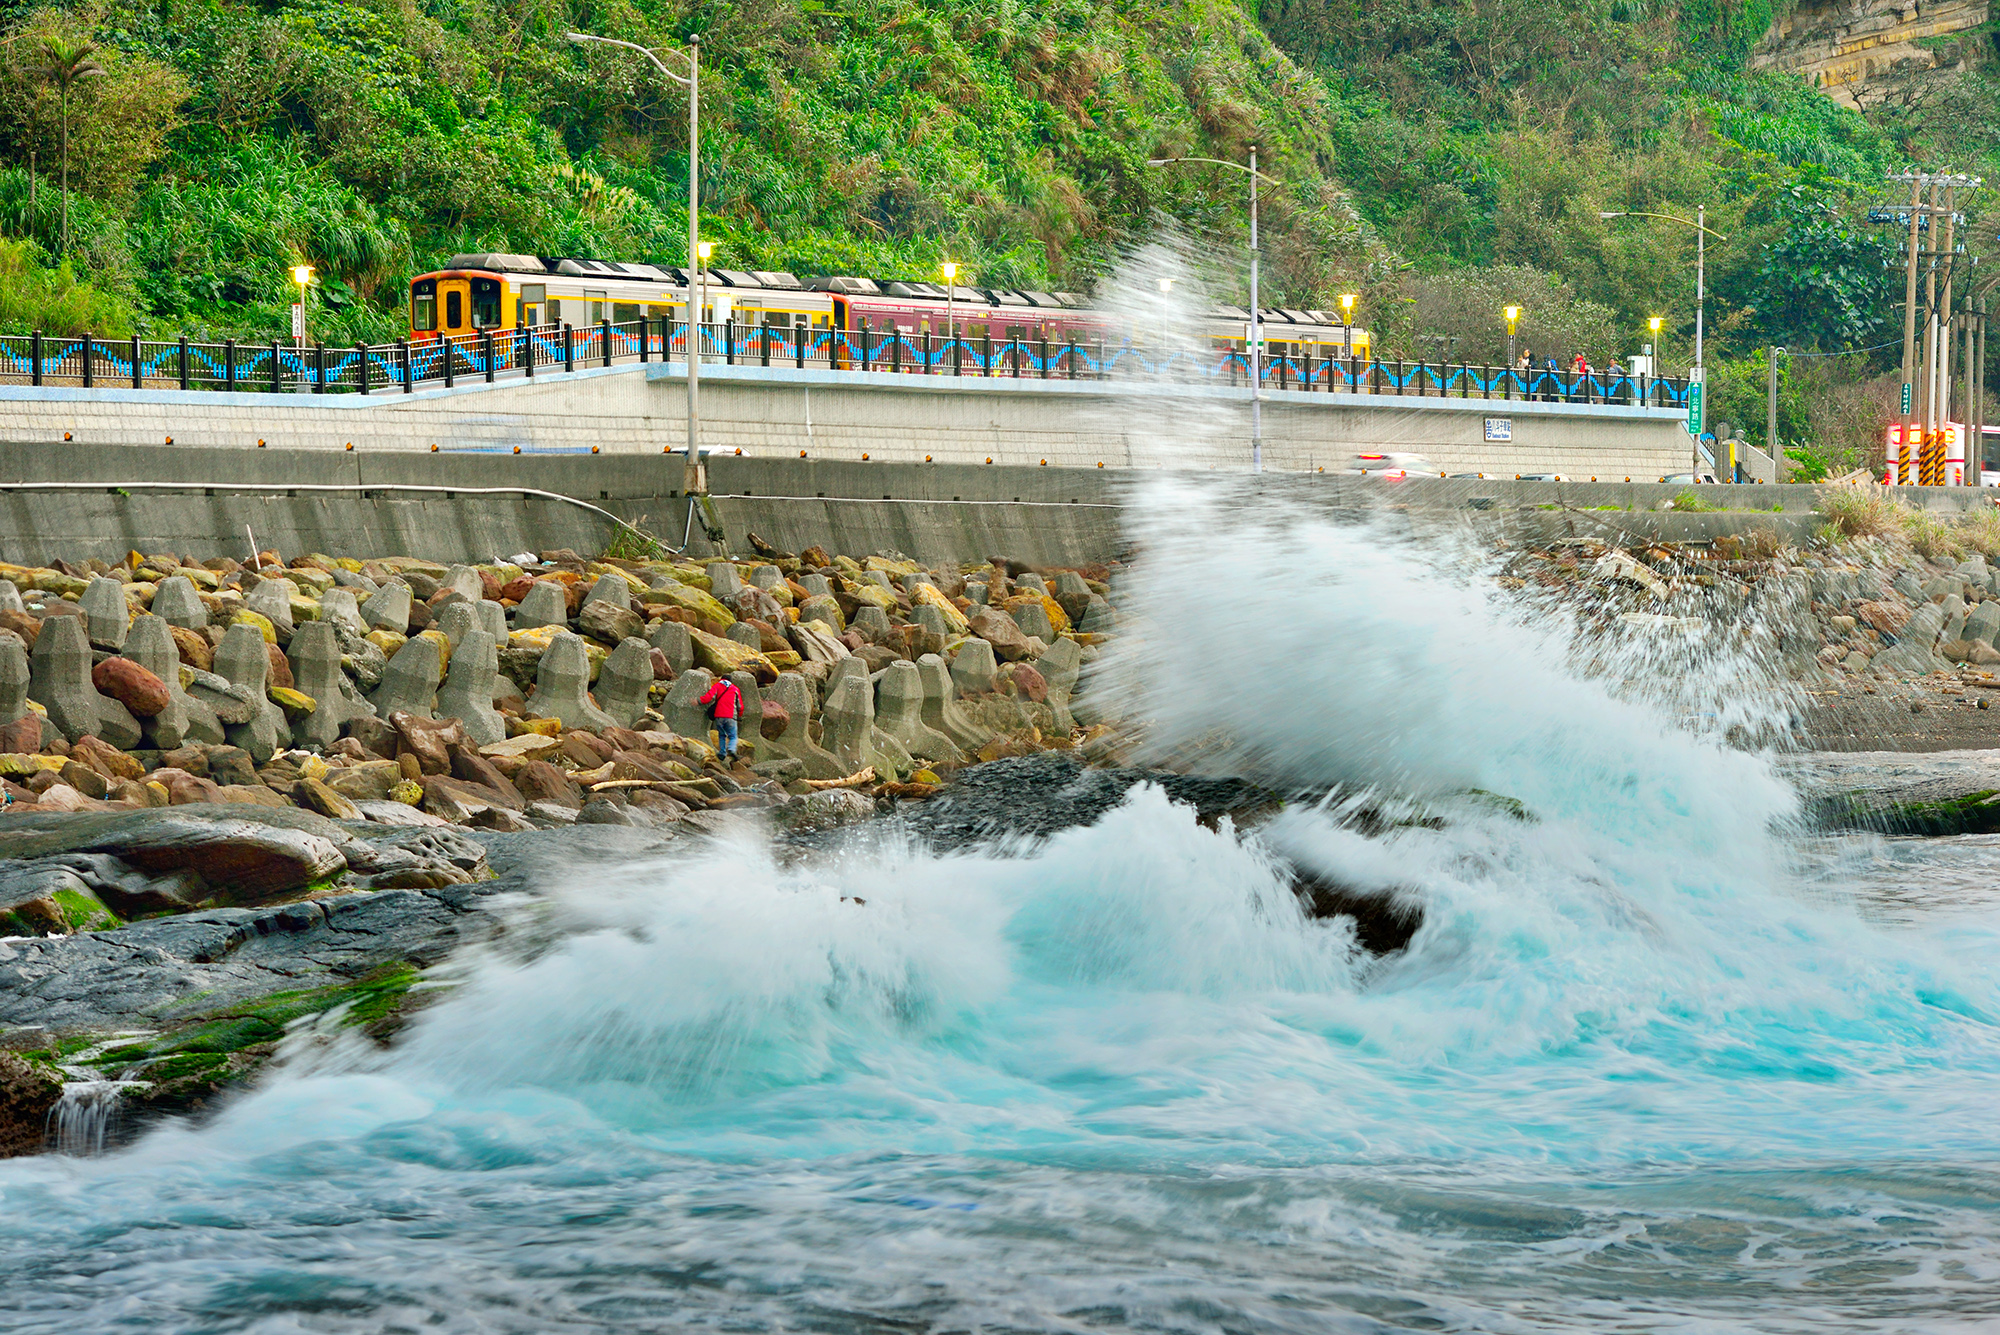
<box><xmin>0</xmin><ymin>321</ymin><xmax>1692</xmax><ymax>409</ymax></box>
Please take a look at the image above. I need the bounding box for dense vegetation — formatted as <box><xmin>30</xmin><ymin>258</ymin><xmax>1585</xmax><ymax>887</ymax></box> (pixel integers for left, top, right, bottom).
<box><xmin>0</xmin><ymin>0</ymin><xmax>1993</xmax><ymax>463</ymax></box>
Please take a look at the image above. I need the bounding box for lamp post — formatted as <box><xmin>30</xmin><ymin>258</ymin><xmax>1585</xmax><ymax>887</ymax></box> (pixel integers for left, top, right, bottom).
<box><xmin>291</xmin><ymin>264</ymin><xmax>314</xmax><ymax>393</ymax></box>
<box><xmin>941</xmin><ymin>260</ymin><xmax>958</xmax><ymax>374</ymax></box>
<box><xmin>569</xmin><ymin>30</ymin><xmax>701</xmax><ymax>494</ymax></box>
<box><xmin>1148</xmin><ymin>148</ymin><xmax>1279</xmax><ymax>471</ymax></box>
<box><xmin>1600</xmin><ymin>208</ymin><xmax>1727</xmax><ymax>434</ymax></box>
<box><xmin>1504</xmin><ymin>305</ymin><xmax>1521</xmax><ymax>367</ymax></box>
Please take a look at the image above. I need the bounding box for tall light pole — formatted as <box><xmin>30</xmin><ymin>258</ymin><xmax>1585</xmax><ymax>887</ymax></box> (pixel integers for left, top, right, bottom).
<box><xmin>1504</xmin><ymin>304</ymin><xmax>1521</xmax><ymax>366</ymax></box>
<box><xmin>291</xmin><ymin>264</ymin><xmax>314</xmax><ymax>393</ymax></box>
<box><xmin>569</xmin><ymin>30</ymin><xmax>701</xmax><ymax>494</ymax></box>
<box><xmin>941</xmin><ymin>260</ymin><xmax>958</xmax><ymax>374</ymax></box>
<box><xmin>1600</xmin><ymin>208</ymin><xmax>1727</xmax><ymax>433</ymax></box>
<box><xmin>1148</xmin><ymin>148</ymin><xmax>1280</xmax><ymax>472</ymax></box>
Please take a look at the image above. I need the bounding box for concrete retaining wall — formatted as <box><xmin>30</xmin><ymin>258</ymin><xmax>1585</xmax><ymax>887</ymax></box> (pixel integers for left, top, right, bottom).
<box><xmin>0</xmin><ymin>443</ymin><xmax>1979</xmax><ymax>568</ymax></box>
<box><xmin>0</xmin><ymin>360</ymin><xmax>1695</xmax><ymax>477</ymax></box>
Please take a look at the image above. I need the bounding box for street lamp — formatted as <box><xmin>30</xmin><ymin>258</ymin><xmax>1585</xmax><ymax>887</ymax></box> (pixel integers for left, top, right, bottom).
<box><xmin>290</xmin><ymin>264</ymin><xmax>314</xmax><ymax>344</ymax></box>
<box><xmin>1504</xmin><ymin>305</ymin><xmax>1521</xmax><ymax>366</ymax></box>
<box><xmin>1149</xmin><ymin>148</ymin><xmax>1280</xmax><ymax>471</ymax></box>
<box><xmin>569</xmin><ymin>29</ymin><xmax>702</xmax><ymax>495</ymax></box>
<box><xmin>1600</xmin><ymin>208</ymin><xmax>1728</xmax><ymax>406</ymax></box>
<box><xmin>941</xmin><ymin>261</ymin><xmax>958</xmax><ymax>374</ymax></box>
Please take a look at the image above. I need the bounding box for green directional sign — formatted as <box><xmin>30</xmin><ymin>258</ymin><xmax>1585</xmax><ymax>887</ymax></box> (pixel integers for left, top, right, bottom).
<box><xmin>1686</xmin><ymin>380</ymin><xmax>1704</xmax><ymax>436</ymax></box>
<box><xmin>1901</xmin><ymin>382</ymin><xmax>1913</xmax><ymax>415</ymax></box>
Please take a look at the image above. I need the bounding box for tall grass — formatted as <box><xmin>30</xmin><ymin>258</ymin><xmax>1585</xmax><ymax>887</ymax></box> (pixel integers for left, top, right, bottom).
<box><xmin>0</xmin><ymin>236</ymin><xmax>132</xmax><ymax>335</ymax></box>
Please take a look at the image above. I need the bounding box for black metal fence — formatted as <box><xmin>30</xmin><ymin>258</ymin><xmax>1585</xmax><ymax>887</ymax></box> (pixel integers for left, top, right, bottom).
<box><xmin>0</xmin><ymin>321</ymin><xmax>1693</xmax><ymax>409</ymax></box>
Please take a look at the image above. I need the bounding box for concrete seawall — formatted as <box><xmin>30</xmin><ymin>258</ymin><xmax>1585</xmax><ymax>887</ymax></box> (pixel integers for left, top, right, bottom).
<box><xmin>2</xmin><ymin>360</ymin><xmax>1693</xmax><ymax>476</ymax></box>
<box><xmin>0</xmin><ymin>442</ymin><xmax>1984</xmax><ymax>566</ymax></box>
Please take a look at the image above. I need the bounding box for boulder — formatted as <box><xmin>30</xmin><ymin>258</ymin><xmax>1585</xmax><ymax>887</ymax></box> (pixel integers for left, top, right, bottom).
<box><xmin>579</xmin><ymin>599</ymin><xmax>645</xmax><ymax>645</ymax></box>
<box><xmin>0</xmin><ymin>805</ymin><xmax>349</xmax><ymax>907</ymax></box>
<box><xmin>688</xmin><ymin>627</ymin><xmax>777</xmax><ymax>683</ymax></box>
<box><xmin>513</xmin><ymin>760</ymin><xmax>584</xmax><ymax>809</ymax></box>
<box><xmin>968</xmin><ymin>608</ymin><xmax>1037</xmax><ymax>661</ymax></box>
<box><xmin>169</xmin><ymin>623</ymin><xmax>213</xmax><ymax>670</ymax></box>
<box><xmin>390</xmin><ymin>712</ymin><xmax>468</xmax><ymax>776</ymax></box>
<box><xmin>523</xmin><ymin>631</ymin><xmax>616</xmax><ymax>732</ymax></box>
<box><xmin>91</xmin><ymin>657</ymin><xmax>170</xmax><ymax>717</ymax></box>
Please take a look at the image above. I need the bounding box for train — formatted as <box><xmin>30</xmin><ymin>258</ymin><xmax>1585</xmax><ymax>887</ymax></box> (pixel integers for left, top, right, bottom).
<box><xmin>407</xmin><ymin>254</ymin><xmax>1371</xmax><ymax>365</ymax></box>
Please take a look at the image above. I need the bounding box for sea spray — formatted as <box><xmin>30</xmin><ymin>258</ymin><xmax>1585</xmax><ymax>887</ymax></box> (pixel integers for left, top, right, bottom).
<box><xmin>4</xmin><ymin>490</ymin><xmax>2000</xmax><ymax>1330</ymax></box>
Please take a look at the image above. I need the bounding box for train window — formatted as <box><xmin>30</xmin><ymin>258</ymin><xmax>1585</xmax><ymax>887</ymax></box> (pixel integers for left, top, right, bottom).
<box><xmin>411</xmin><ymin>280</ymin><xmax>436</xmax><ymax>332</ymax></box>
<box><xmin>445</xmin><ymin>289</ymin><xmax>463</xmax><ymax>329</ymax></box>
<box><xmin>613</xmin><ymin>302</ymin><xmax>641</xmax><ymax>324</ymax></box>
<box><xmin>545</xmin><ymin>298</ymin><xmax>563</xmax><ymax>326</ymax></box>
<box><xmin>470</xmin><ymin>278</ymin><xmax>501</xmax><ymax>328</ymax></box>
<box><xmin>586</xmin><ymin>289</ymin><xmax>607</xmax><ymax>324</ymax></box>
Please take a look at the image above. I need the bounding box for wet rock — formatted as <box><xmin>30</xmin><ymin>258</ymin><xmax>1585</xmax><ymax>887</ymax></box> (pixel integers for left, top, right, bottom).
<box><xmin>0</xmin><ymin>1053</ymin><xmax>61</xmax><ymax>1158</ymax></box>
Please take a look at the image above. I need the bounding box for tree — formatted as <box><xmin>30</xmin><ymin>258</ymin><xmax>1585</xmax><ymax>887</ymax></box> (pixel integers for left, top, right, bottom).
<box><xmin>34</xmin><ymin>36</ymin><xmax>104</xmax><ymax>255</ymax></box>
<box><xmin>1748</xmin><ymin>188</ymin><xmax>1895</xmax><ymax>353</ymax></box>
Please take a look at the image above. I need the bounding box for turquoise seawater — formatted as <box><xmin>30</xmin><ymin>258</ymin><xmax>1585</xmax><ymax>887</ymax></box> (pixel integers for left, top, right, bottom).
<box><xmin>5</xmin><ymin>500</ymin><xmax>1999</xmax><ymax>1332</ymax></box>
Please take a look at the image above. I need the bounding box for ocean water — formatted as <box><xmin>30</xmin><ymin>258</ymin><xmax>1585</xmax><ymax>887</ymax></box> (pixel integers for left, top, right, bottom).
<box><xmin>5</xmin><ymin>494</ymin><xmax>2000</xmax><ymax>1333</ymax></box>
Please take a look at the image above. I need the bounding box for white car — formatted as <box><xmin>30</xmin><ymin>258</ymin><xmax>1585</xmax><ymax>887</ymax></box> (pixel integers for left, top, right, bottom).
<box><xmin>1349</xmin><ymin>453</ymin><xmax>1437</xmax><ymax>478</ymax></box>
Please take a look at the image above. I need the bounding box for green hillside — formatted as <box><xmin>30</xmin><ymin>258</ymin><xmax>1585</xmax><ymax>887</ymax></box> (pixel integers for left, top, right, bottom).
<box><xmin>0</xmin><ymin>0</ymin><xmax>1991</xmax><ymax>460</ymax></box>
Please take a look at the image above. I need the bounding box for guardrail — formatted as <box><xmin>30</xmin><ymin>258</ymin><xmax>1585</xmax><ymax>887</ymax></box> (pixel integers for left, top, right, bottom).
<box><xmin>0</xmin><ymin>321</ymin><xmax>1692</xmax><ymax>409</ymax></box>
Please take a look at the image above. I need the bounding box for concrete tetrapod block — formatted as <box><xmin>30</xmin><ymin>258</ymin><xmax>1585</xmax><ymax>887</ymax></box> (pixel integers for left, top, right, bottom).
<box><xmin>761</xmin><ymin>672</ymin><xmax>845</xmax><ymax>780</ymax></box>
<box><xmin>1035</xmin><ymin>636</ymin><xmax>1082</xmax><ymax>733</ymax></box>
<box><xmin>370</xmin><ymin>635</ymin><xmax>443</xmax><ymax>721</ymax></box>
<box><xmin>80</xmin><ymin>576</ymin><xmax>130</xmax><ymax>650</ymax></box>
<box><xmin>662</xmin><ymin>668</ymin><xmax>714</xmax><ymax>744</ymax></box>
<box><xmin>441</xmin><ymin>565</ymin><xmax>485</xmax><ymax>603</ymax></box>
<box><xmin>0</xmin><ymin>580</ymin><xmax>22</xmax><ymax>616</ymax></box>
<box><xmin>212</xmin><ymin>622</ymin><xmax>289</xmax><ymax>761</ymax></box>
<box><xmin>1054</xmin><ymin>571</ymin><xmax>1090</xmax><ymax>598</ymax></box>
<box><xmin>125</xmin><ymin>614</ymin><xmax>226</xmax><ymax>748</ymax></box>
<box><xmin>822</xmin><ymin>671</ymin><xmax>913</xmax><ymax>780</ymax></box>
<box><xmin>1966</xmin><ymin>600</ymin><xmax>2000</xmax><ymax>648</ymax></box>
<box><xmin>916</xmin><ymin>653</ymin><xmax>991</xmax><ymax>754</ymax></box>
<box><xmin>433</xmin><ymin>600</ymin><xmax>479</xmax><ymax>649</ymax></box>
<box><xmin>800</xmin><ymin>574</ymin><xmax>832</xmax><ymax>597</ymax></box>
<box><xmin>596</xmin><ymin>636</ymin><xmax>655</xmax><ymax>730</ymax></box>
<box><xmin>951</xmin><ymin>638</ymin><xmax>998</xmax><ymax>695</ymax></box>
<box><xmin>524</xmin><ymin>630</ymin><xmax>616</xmax><ymax>732</ymax></box>
<box><xmin>1011</xmin><ymin>599</ymin><xmax>1056</xmax><ymax>643</ymax></box>
<box><xmin>749</xmin><ymin>565</ymin><xmax>782</xmax><ymax>590</ymax></box>
<box><xmin>707</xmin><ymin>563</ymin><xmax>743</xmax><ymax>600</ymax></box>
<box><xmin>150</xmin><ymin>575</ymin><xmax>207</xmax><ymax>630</ymax></box>
<box><xmin>0</xmin><ymin>634</ymin><xmax>28</xmax><ymax>726</ymax></box>
<box><xmin>727</xmin><ymin>670</ymin><xmax>764</xmax><ymax>760</ymax></box>
<box><xmin>851</xmin><ymin>604</ymin><xmax>893</xmax><ymax>641</ymax></box>
<box><xmin>361</xmin><ymin>581</ymin><xmax>413</xmax><ymax>634</ymax></box>
<box><xmin>512</xmin><ymin>580</ymin><xmax>569</xmax><ymax>630</ymax></box>
<box><xmin>244</xmin><ymin>579</ymin><xmax>295</xmax><ymax>643</ymax></box>
<box><xmin>649</xmin><ymin>619</ymin><xmax>693</xmax><ymax>673</ymax></box>
<box><xmin>435</xmin><ymin>629</ymin><xmax>506</xmax><ymax>746</ymax></box>
<box><xmin>29</xmin><ymin>615</ymin><xmax>141</xmax><ymax>749</ymax></box>
<box><xmin>318</xmin><ymin>587</ymin><xmax>365</xmax><ymax>635</ymax></box>
<box><xmin>477</xmin><ymin>600</ymin><xmax>508</xmax><ymax>642</ymax></box>
<box><xmin>286</xmin><ymin>620</ymin><xmax>374</xmax><ymax>750</ymax></box>
<box><xmin>583</xmin><ymin>573</ymin><xmax>631</xmax><ymax>610</ymax></box>
<box><xmin>875</xmin><ymin>660</ymin><xmax>959</xmax><ymax>764</ymax></box>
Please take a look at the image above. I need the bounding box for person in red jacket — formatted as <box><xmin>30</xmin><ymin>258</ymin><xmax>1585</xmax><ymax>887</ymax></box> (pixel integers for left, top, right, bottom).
<box><xmin>698</xmin><ymin>675</ymin><xmax>743</xmax><ymax>762</ymax></box>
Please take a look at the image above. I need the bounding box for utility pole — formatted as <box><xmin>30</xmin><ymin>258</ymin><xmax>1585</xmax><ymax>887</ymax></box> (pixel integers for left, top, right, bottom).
<box><xmin>1898</xmin><ymin>175</ymin><xmax>1922</xmax><ymax>485</ymax></box>
<box><xmin>1767</xmin><ymin>346</ymin><xmax>1784</xmax><ymax>480</ymax></box>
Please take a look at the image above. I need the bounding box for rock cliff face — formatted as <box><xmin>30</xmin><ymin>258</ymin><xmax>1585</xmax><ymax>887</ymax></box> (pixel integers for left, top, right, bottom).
<box><xmin>1753</xmin><ymin>0</ymin><xmax>1991</xmax><ymax>106</ymax></box>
